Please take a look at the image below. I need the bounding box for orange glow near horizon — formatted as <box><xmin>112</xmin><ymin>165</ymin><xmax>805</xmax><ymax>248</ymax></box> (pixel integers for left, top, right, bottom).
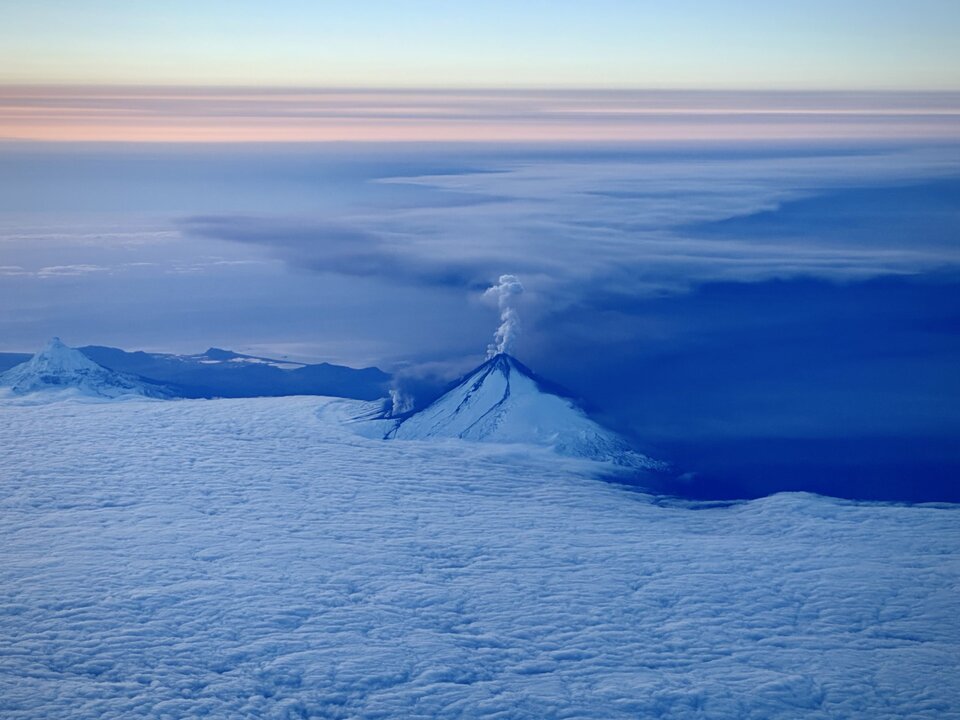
<box><xmin>2</xmin><ymin>87</ymin><xmax>959</xmax><ymax>143</ymax></box>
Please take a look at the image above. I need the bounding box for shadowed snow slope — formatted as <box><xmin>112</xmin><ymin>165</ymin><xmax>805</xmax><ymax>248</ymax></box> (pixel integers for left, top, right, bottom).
<box><xmin>388</xmin><ymin>353</ymin><xmax>661</xmax><ymax>469</ymax></box>
<box><xmin>0</xmin><ymin>394</ymin><xmax>957</xmax><ymax>718</ymax></box>
<box><xmin>0</xmin><ymin>338</ymin><xmax>169</xmax><ymax>398</ymax></box>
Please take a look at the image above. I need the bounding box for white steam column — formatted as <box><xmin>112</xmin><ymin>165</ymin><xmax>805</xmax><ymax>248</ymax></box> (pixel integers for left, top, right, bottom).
<box><xmin>484</xmin><ymin>274</ymin><xmax>524</xmax><ymax>358</ymax></box>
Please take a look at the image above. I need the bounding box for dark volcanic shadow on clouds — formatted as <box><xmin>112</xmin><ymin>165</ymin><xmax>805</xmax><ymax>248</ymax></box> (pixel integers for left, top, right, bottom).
<box><xmin>636</xmin><ymin>435</ymin><xmax>960</xmax><ymax>504</ymax></box>
<box><xmin>524</xmin><ymin>273</ymin><xmax>960</xmax><ymax>504</ymax></box>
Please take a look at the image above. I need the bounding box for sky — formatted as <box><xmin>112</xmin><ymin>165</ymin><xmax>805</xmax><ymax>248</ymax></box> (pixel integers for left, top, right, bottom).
<box><xmin>1</xmin><ymin>2</ymin><xmax>959</xmax><ymax>499</ymax></box>
<box><xmin>2</xmin><ymin>0</ymin><xmax>960</xmax><ymax>89</ymax></box>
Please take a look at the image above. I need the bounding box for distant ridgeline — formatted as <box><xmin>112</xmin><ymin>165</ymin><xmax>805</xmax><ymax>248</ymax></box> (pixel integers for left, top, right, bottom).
<box><xmin>0</xmin><ymin>345</ymin><xmax>391</xmax><ymax>400</ymax></box>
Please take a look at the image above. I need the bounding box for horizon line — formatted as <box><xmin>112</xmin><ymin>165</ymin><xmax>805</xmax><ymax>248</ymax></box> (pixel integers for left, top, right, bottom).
<box><xmin>4</xmin><ymin>83</ymin><xmax>960</xmax><ymax>95</ymax></box>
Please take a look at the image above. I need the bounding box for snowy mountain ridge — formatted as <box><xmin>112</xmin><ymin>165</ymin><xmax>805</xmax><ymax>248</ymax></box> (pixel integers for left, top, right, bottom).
<box><xmin>385</xmin><ymin>353</ymin><xmax>663</xmax><ymax>469</ymax></box>
<box><xmin>0</xmin><ymin>338</ymin><xmax>170</xmax><ymax>399</ymax></box>
<box><xmin>0</xmin><ymin>342</ymin><xmax>392</xmax><ymax>401</ymax></box>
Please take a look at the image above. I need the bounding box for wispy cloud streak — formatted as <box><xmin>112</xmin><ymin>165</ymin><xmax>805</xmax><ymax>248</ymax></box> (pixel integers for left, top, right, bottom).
<box><xmin>2</xmin><ymin>87</ymin><xmax>960</xmax><ymax>142</ymax></box>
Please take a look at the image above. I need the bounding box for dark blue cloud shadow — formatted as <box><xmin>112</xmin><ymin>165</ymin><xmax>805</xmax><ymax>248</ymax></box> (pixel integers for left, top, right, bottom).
<box><xmin>683</xmin><ymin>175</ymin><xmax>960</xmax><ymax>252</ymax></box>
<box><xmin>525</xmin><ymin>284</ymin><xmax>960</xmax><ymax>503</ymax></box>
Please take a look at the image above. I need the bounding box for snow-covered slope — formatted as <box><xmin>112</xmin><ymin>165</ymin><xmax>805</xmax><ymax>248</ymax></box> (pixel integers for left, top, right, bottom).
<box><xmin>387</xmin><ymin>353</ymin><xmax>661</xmax><ymax>468</ymax></box>
<box><xmin>0</xmin><ymin>338</ymin><xmax>170</xmax><ymax>399</ymax></box>
<box><xmin>0</xmin><ymin>395</ymin><xmax>957</xmax><ymax>719</ymax></box>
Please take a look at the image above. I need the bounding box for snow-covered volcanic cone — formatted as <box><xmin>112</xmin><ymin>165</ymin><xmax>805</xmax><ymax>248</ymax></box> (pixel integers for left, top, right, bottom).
<box><xmin>0</xmin><ymin>337</ymin><xmax>171</xmax><ymax>399</ymax></box>
<box><xmin>385</xmin><ymin>353</ymin><xmax>662</xmax><ymax>469</ymax></box>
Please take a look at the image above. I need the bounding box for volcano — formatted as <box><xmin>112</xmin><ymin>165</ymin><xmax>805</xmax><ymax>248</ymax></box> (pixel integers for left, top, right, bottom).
<box><xmin>386</xmin><ymin>353</ymin><xmax>662</xmax><ymax>469</ymax></box>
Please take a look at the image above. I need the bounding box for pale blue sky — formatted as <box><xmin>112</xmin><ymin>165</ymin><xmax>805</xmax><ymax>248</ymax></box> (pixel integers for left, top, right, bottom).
<box><xmin>1</xmin><ymin>0</ymin><xmax>959</xmax><ymax>89</ymax></box>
